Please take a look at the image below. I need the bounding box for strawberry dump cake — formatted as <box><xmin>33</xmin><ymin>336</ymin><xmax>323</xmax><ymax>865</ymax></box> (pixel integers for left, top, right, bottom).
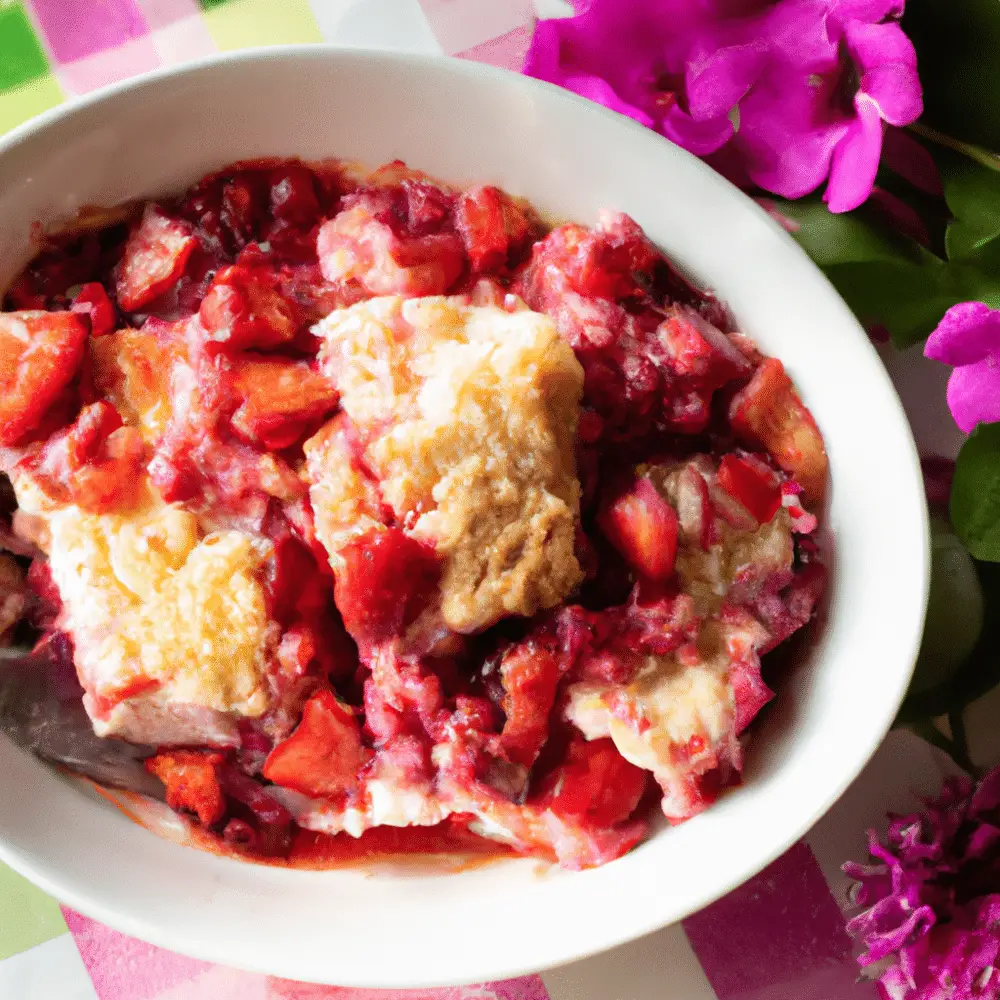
<box><xmin>0</xmin><ymin>158</ymin><xmax>828</xmax><ymax>869</ymax></box>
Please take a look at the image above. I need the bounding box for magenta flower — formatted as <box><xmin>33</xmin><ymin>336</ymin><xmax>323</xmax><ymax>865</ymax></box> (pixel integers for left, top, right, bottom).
<box><xmin>843</xmin><ymin>768</ymin><xmax>1000</xmax><ymax>1000</ymax></box>
<box><xmin>706</xmin><ymin>0</ymin><xmax>924</xmax><ymax>212</ymax></box>
<box><xmin>523</xmin><ymin>0</ymin><xmax>741</xmax><ymax>156</ymax></box>
<box><xmin>524</xmin><ymin>0</ymin><xmax>923</xmax><ymax>213</ymax></box>
<box><xmin>924</xmin><ymin>302</ymin><xmax>1000</xmax><ymax>434</ymax></box>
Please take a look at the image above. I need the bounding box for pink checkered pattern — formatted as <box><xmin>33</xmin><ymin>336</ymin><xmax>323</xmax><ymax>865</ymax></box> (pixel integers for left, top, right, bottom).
<box><xmin>63</xmin><ymin>908</ymin><xmax>551</xmax><ymax>1000</ymax></box>
<box><xmin>22</xmin><ymin>0</ymin><xmax>213</xmax><ymax>96</ymax></box>
<box><xmin>416</xmin><ymin>0</ymin><xmax>534</xmax><ymax>57</ymax></box>
<box><xmin>19</xmin><ymin>0</ymin><xmax>543</xmax><ymax>100</ymax></box>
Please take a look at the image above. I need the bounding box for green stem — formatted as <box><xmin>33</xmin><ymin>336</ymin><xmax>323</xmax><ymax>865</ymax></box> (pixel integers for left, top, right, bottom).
<box><xmin>909</xmin><ymin>716</ymin><xmax>960</xmax><ymax>761</ymax></box>
<box><xmin>947</xmin><ymin>708</ymin><xmax>979</xmax><ymax>777</ymax></box>
<box><xmin>909</xmin><ymin>121</ymin><xmax>1000</xmax><ymax>173</ymax></box>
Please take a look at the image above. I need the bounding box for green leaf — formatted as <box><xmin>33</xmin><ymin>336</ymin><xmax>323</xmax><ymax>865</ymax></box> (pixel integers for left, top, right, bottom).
<box><xmin>824</xmin><ymin>247</ymin><xmax>1000</xmax><ymax>349</ymax></box>
<box><xmin>771</xmin><ymin>196</ymin><xmax>1000</xmax><ymax>349</ymax></box>
<box><xmin>770</xmin><ymin>196</ymin><xmax>962</xmax><ymax>346</ymax></box>
<box><xmin>951</xmin><ymin>423</ymin><xmax>1000</xmax><ymax>561</ymax></box>
<box><xmin>909</xmin><ymin>517</ymin><xmax>985</xmax><ymax>696</ymax></box>
<box><xmin>939</xmin><ymin>150</ymin><xmax>1000</xmax><ymax>260</ymax></box>
<box><xmin>905</xmin><ymin>0</ymin><xmax>1000</xmax><ymax>151</ymax></box>
<box><xmin>770</xmin><ymin>197</ymin><xmax>925</xmax><ymax>267</ymax></box>
<box><xmin>900</xmin><ymin>558</ymin><xmax>1000</xmax><ymax>721</ymax></box>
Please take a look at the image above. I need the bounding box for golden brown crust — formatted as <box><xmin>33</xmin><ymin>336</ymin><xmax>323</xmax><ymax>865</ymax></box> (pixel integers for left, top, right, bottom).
<box><xmin>308</xmin><ymin>294</ymin><xmax>585</xmax><ymax>633</ymax></box>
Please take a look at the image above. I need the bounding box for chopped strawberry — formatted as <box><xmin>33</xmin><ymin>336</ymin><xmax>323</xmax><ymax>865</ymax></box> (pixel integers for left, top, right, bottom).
<box><xmin>70</xmin><ymin>282</ymin><xmax>116</xmax><ymax>337</ymax></box>
<box><xmin>658</xmin><ymin>305</ymin><xmax>751</xmax><ymax>389</ymax></box>
<box><xmin>751</xmin><ymin>562</ymin><xmax>827</xmax><ymax>653</ymax></box>
<box><xmin>276</xmin><ymin>623</ymin><xmax>318</xmax><ymax>680</ymax></box>
<box><xmin>455</xmin><ymin>185</ymin><xmax>533</xmax><ymax>272</ymax></box>
<box><xmin>317</xmin><ymin>206</ymin><xmax>464</xmax><ymax>297</ymax></box>
<box><xmin>268</xmin><ymin>163</ymin><xmax>321</xmax><ymax>227</ymax></box>
<box><xmin>90</xmin><ymin>322</ymin><xmax>187</xmax><ymax>436</ymax></box>
<box><xmin>263</xmin><ymin>689</ymin><xmax>368</xmax><ymax>799</ymax></box>
<box><xmin>229</xmin><ymin>359</ymin><xmax>338</xmax><ymax>450</ymax></box>
<box><xmin>334</xmin><ymin>527</ymin><xmax>441</xmax><ymax>645</ymax></box>
<box><xmin>198</xmin><ymin>265</ymin><xmax>299</xmax><ymax>351</ymax></box>
<box><xmin>729</xmin><ymin>358</ymin><xmax>828</xmax><ymax>504</ymax></box>
<box><xmin>533</xmin><ymin>736</ymin><xmax>649</xmax><ymax>828</ymax></box>
<box><xmin>455</xmin><ymin>186</ymin><xmax>506</xmax><ymax>272</ymax></box>
<box><xmin>146</xmin><ymin>750</ymin><xmax>225</xmax><ymax>826</ymax></box>
<box><xmin>402</xmin><ymin>178</ymin><xmax>453</xmax><ymax>235</ymax></box>
<box><xmin>0</xmin><ymin>310</ymin><xmax>87</xmax><ymax>446</ymax></box>
<box><xmin>520</xmin><ymin>216</ymin><xmax>656</xmax><ymax>304</ymax></box>
<box><xmin>729</xmin><ymin>655</ymin><xmax>774</xmax><ymax>734</ymax></box>
<box><xmin>493</xmin><ymin>642</ymin><xmax>563</xmax><ymax>768</ymax></box>
<box><xmin>716</xmin><ymin>453</ymin><xmax>783</xmax><ymax>525</ymax></box>
<box><xmin>598</xmin><ymin>477</ymin><xmax>679</xmax><ymax>582</ymax></box>
<box><xmin>116</xmin><ymin>205</ymin><xmax>197</xmax><ymax>312</ymax></box>
<box><xmin>22</xmin><ymin>401</ymin><xmax>144</xmax><ymax>513</ymax></box>
<box><xmin>675</xmin><ymin>463</ymin><xmax>714</xmax><ymax>550</ymax></box>
<box><xmin>220</xmin><ymin>173</ymin><xmax>266</xmax><ymax>250</ymax></box>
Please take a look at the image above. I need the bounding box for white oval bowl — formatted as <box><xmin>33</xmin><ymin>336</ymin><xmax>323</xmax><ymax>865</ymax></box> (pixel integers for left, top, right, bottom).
<box><xmin>0</xmin><ymin>46</ymin><xmax>929</xmax><ymax>988</ymax></box>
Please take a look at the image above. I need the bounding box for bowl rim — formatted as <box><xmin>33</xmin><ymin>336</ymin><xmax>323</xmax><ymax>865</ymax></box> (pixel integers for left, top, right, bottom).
<box><xmin>0</xmin><ymin>43</ymin><xmax>931</xmax><ymax>986</ymax></box>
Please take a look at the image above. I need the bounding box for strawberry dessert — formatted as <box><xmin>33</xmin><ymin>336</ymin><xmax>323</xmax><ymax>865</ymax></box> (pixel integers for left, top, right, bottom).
<box><xmin>0</xmin><ymin>158</ymin><xmax>827</xmax><ymax>869</ymax></box>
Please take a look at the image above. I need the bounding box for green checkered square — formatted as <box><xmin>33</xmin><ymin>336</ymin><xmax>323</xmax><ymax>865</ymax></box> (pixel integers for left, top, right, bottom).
<box><xmin>0</xmin><ymin>4</ymin><xmax>50</xmax><ymax>91</ymax></box>
<box><xmin>0</xmin><ymin>863</ymin><xmax>68</xmax><ymax>960</ymax></box>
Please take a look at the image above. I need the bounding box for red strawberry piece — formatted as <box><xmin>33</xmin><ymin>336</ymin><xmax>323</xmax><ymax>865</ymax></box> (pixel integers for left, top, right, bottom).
<box><xmin>493</xmin><ymin>642</ymin><xmax>563</xmax><ymax>768</ymax></box>
<box><xmin>229</xmin><ymin>358</ymin><xmax>338</xmax><ymax>450</ymax></box>
<box><xmin>22</xmin><ymin>401</ymin><xmax>144</xmax><ymax>514</ymax></box>
<box><xmin>71</xmin><ymin>282</ymin><xmax>116</xmax><ymax>337</ymax></box>
<box><xmin>729</xmin><ymin>655</ymin><xmax>774</xmax><ymax>734</ymax></box>
<box><xmin>334</xmin><ymin>527</ymin><xmax>441</xmax><ymax>645</ymax></box>
<box><xmin>268</xmin><ymin>163</ymin><xmax>321</xmax><ymax>227</ymax></box>
<box><xmin>729</xmin><ymin>358</ymin><xmax>828</xmax><ymax>505</ymax></box>
<box><xmin>455</xmin><ymin>186</ymin><xmax>507</xmax><ymax>272</ymax></box>
<box><xmin>0</xmin><ymin>310</ymin><xmax>87</xmax><ymax>446</ymax></box>
<box><xmin>533</xmin><ymin>736</ymin><xmax>649</xmax><ymax>828</ymax></box>
<box><xmin>598</xmin><ymin>476</ymin><xmax>679</xmax><ymax>582</ymax></box>
<box><xmin>116</xmin><ymin>204</ymin><xmax>198</xmax><ymax>312</ymax></box>
<box><xmin>263</xmin><ymin>689</ymin><xmax>368</xmax><ymax>800</ymax></box>
<box><xmin>198</xmin><ymin>264</ymin><xmax>299</xmax><ymax>351</ymax></box>
<box><xmin>716</xmin><ymin>453</ymin><xmax>783</xmax><ymax>525</ymax></box>
<box><xmin>454</xmin><ymin>185</ymin><xmax>532</xmax><ymax>273</ymax></box>
<box><xmin>658</xmin><ymin>305</ymin><xmax>751</xmax><ymax>388</ymax></box>
<box><xmin>402</xmin><ymin>178</ymin><xmax>453</xmax><ymax>235</ymax></box>
<box><xmin>146</xmin><ymin>750</ymin><xmax>226</xmax><ymax>826</ymax></box>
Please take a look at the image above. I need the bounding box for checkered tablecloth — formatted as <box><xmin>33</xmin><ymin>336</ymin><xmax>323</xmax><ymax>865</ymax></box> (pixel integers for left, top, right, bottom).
<box><xmin>0</xmin><ymin>2</ymin><xmax>993</xmax><ymax>997</ymax></box>
<box><xmin>0</xmin><ymin>0</ymin><xmax>547</xmax><ymax>136</ymax></box>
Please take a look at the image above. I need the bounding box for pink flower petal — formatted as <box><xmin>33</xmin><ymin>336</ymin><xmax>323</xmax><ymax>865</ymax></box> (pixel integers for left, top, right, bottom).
<box><xmin>824</xmin><ymin>93</ymin><xmax>884</xmax><ymax>212</ymax></box>
<box><xmin>523</xmin><ymin>1</ymin><xmax>716</xmax><ymax>125</ymax></box>
<box><xmin>686</xmin><ymin>38</ymin><xmax>767</xmax><ymax>121</ymax></box>
<box><xmin>562</xmin><ymin>73</ymin><xmax>656</xmax><ymax>126</ymax></box>
<box><xmin>881</xmin><ymin>127</ymin><xmax>942</xmax><ymax>195</ymax></box>
<box><xmin>522</xmin><ymin>18</ymin><xmax>563</xmax><ymax>80</ymax></box>
<box><xmin>524</xmin><ymin>0</ymin><xmax>923</xmax><ymax>213</ymax></box>
<box><xmin>756</xmin><ymin>0</ymin><xmax>840</xmax><ymax>67</ymax></box>
<box><xmin>661</xmin><ymin>105</ymin><xmax>734</xmax><ymax>155</ymax></box>
<box><xmin>925</xmin><ymin>302</ymin><xmax>1000</xmax><ymax>367</ymax></box>
<box><xmin>831</xmin><ymin>0</ymin><xmax>904</xmax><ymax>23</ymax></box>
<box><xmin>844</xmin><ymin>19</ymin><xmax>918</xmax><ymax>72</ymax></box>
<box><xmin>860</xmin><ymin>63</ymin><xmax>923</xmax><ymax>125</ymax></box>
<box><xmin>736</xmin><ymin>65</ymin><xmax>849</xmax><ymax>198</ymax></box>
<box><xmin>947</xmin><ymin>357</ymin><xmax>1000</xmax><ymax>433</ymax></box>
